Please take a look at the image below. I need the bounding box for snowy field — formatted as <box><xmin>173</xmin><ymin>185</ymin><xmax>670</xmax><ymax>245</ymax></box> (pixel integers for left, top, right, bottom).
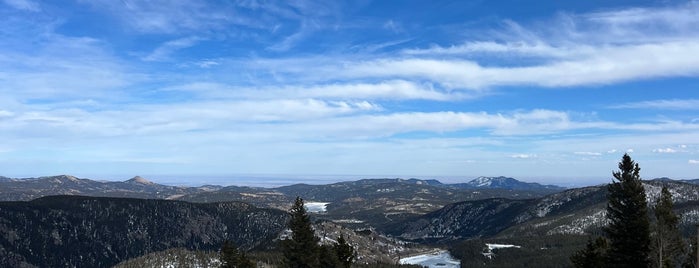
<box><xmin>304</xmin><ymin>202</ymin><xmax>330</xmax><ymax>213</ymax></box>
<box><xmin>399</xmin><ymin>250</ymin><xmax>460</xmax><ymax>268</ymax></box>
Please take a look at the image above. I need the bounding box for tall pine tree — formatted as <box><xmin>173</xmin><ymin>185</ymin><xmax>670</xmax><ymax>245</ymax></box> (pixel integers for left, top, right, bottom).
<box><xmin>651</xmin><ymin>186</ymin><xmax>685</xmax><ymax>268</ymax></box>
<box><xmin>571</xmin><ymin>237</ymin><xmax>609</xmax><ymax>268</ymax></box>
<box><xmin>282</xmin><ymin>196</ymin><xmax>320</xmax><ymax>268</ymax></box>
<box><xmin>605</xmin><ymin>154</ymin><xmax>651</xmax><ymax>267</ymax></box>
<box><xmin>334</xmin><ymin>234</ymin><xmax>356</xmax><ymax>268</ymax></box>
<box><xmin>220</xmin><ymin>240</ymin><xmax>256</xmax><ymax>268</ymax></box>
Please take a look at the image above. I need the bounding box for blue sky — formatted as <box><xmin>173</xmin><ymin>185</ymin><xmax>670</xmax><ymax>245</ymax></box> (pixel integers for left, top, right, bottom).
<box><xmin>1</xmin><ymin>0</ymin><xmax>698</xmax><ymax>186</ymax></box>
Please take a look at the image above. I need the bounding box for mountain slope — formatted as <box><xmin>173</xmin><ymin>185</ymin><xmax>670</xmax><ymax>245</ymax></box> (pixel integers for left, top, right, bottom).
<box><xmin>394</xmin><ymin>179</ymin><xmax>699</xmax><ymax>242</ymax></box>
<box><xmin>0</xmin><ymin>196</ymin><xmax>287</xmax><ymax>268</ymax></box>
<box><xmin>0</xmin><ymin>175</ymin><xmax>220</xmax><ymax>201</ymax></box>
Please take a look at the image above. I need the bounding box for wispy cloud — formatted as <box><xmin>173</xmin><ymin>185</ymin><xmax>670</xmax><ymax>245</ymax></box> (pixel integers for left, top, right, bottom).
<box><xmin>510</xmin><ymin>154</ymin><xmax>537</xmax><ymax>159</ymax></box>
<box><xmin>575</xmin><ymin>151</ymin><xmax>602</xmax><ymax>156</ymax></box>
<box><xmin>653</xmin><ymin>148</ymin><xmax>678</xmax><ymax>153</ymax></box>
<box><xmin>2</xmin><ymin>0</ymin><xmax>39</xmax><ymax>11</ymax></box>
<box><xmin>610</xmin><ymin>99</ymin><xmax>699</xmax><ymax>110</ymax></box>
<box><xmin>689</xmin><ymin>160</ymin><xmax>699</xmax><ymax>165</ymax></box>
<box><xmin>165</xmin><ymin>80</ymin><xmax>468</xmax><ymax>101</ymax></box>
<box><xmin>80</xmin><ymin>0</ymin><xmax>262</xmax><ymax>34</ymax></box>
<box><xmin>142</xmin><ymin>37</ymin><xmax>203</xmax><ymax>62</ymax></box>
<box><xmin>244</xmin><ymin>2</ymin><xmax>699</xmax><ymax>91</ymax></box>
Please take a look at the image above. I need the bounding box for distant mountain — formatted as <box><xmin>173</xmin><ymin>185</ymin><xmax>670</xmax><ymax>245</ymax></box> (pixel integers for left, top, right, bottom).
<box><xmin>0</xmin><ymin>195</ymin><xmax>287</xmax><ymax>268</ymax></box>
<box><xmin>654</xmin><ymin>177</ymin><xmax>699</xmax><ymax>185</ymax></box>
<box><xmin>0</xmin><ymin>175</ymin><xmax>220</xmax><ymax>201</ymax></box>
<box><xmin>448</xmin><ymin>176</ymin><xmax>566</xmax><ymax>191</ymax></box>
<box><xmin>392</xmin><ymin>179</ymin><xmax>699</xmax><ymax>242</ymax></box>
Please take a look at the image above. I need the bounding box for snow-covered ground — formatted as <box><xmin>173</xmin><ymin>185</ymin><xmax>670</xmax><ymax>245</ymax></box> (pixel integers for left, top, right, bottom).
<box><xmin>305</xmin><ymin>202</ymin><xmax>330</xmax><ymax>213</ymax></box>
<box><xmin>400</xmin><ymin>250</ymin><xmax>460</xmax><ymax>268</ymax></box>
<box><xmin>482</xmin><ymin>243</ymin><xmax>522</xmax><ymax>259</ymax></box>
<box><xmin>486</xmin><ymin>243</ymin><xmax>521</xmax><ymax>250</ymax></box>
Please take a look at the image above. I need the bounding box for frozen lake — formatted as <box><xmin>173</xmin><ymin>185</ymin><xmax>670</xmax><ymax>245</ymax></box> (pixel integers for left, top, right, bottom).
<box><xmin>400</xmin><ymin>250</ymin><xmax>460</xmax><ymax>268</ymax></box>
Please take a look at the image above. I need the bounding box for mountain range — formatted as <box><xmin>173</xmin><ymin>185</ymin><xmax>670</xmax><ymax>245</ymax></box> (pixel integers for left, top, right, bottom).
<box><xmin>1</xmin><ymin>174</ymin><xmax>698</xmax><ymax>267</ymax></box>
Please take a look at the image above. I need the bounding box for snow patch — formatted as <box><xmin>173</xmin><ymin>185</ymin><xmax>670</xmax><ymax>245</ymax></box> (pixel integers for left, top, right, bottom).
<box><xmin>305</xmin><ymin>202</ymin><xmax>330</xmax><ymax>213</ymax></box>
<box><xmin>400</xmin><ymin>250</ymin><xmax>460</xmax><ymax>268</ymax></box>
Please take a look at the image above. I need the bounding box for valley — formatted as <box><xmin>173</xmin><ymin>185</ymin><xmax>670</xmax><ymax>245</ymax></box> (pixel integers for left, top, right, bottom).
<box><xmin>1</xmin><ymin>175</ymin><xmax>698</xmax><ymax>267</ymax></box>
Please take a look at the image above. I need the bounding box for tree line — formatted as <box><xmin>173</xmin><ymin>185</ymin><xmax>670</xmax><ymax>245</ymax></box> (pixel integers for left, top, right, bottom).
<box><xmin>220</xmin><ymin>196</ymin><xmax>357</xmax><ymax>268</ymax></box>
<box><xmin>571</xmin><ymin>154</ymin><xmax>695</xmax><ymax>268</ymax></box>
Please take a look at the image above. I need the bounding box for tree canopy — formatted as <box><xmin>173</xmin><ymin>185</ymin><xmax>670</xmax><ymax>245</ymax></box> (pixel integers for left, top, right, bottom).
<box><xmin>605</xmin><ymin>153</ymin><xmax>651</xmax><ymax>267</ymax></box>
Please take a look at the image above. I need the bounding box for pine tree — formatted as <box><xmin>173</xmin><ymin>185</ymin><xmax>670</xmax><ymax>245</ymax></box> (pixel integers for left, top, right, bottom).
<box><xmin>605</xmin><ymin>154</ymin><xmax>651</xmax><ymax>267</ymax></box>
<box><xmin>571</xmin><ymin>237</ymin><xmax>608</xmax><ymax>268</ymax></box>
<box><xmin>651</xmin><ymin>186</ymin><xmax>685</xmax><ymax>268</ymax></box>
<box><xmin>334</xmin><ymin>234</ymin><xmax>356</xmax><ymax>268</ymax></box>
<box><xmin>282</xmin><ymin>196</ymin><xmax>320</xmax><ymax>268</ymax></box>
<box><xmin>319</xmin><ymin>244</ymin><xmax>341</xmax><ymax>268</ymax></box>
<box><xmin>221</xmin><ymin>240</ymin><xmax>240</xmax><ymax>268</ymax></box>
<box><xmin>220</xmin><ymin>239</ymin><xmax>256</xmax><ymax>268</ymax></box>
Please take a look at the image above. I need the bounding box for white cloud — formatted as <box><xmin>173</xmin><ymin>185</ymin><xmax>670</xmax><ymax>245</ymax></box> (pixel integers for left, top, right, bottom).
<box><xmin>79</xmin><ymin>0</ymin><xmax>263</xmax><ymax>34</ymax></box>
<box><xmin>344</xmin><ymin>42</ymin><xmax>699</xmax><ymax>89</ymax></box>
<box><xmin>653</xmin><ymin>148</ymin><xmax>678</xmax><ymax>153</ymax></box>
<box><xmin>240</xmin><ymin>2</ymin><xmax>699</xmax><ymax>90</ymax></box>
<box><xmin>510</xmin><ymin>154</ymin><xmax>537</xmax><ymax>159</ymax></box>
<box><xmin>574</xmin><ymin>152</ymin><xmax>602</xmax><ymax>156</ymax></box>
<box><xmin>142</xmin><ymin>37</ymin><xmax>203</xmax><ymax>62</ymax></box>
<box><xmin>166</xmin><ymin>80</ymin><xmax>466</xmax><ymax>101</ymax></box>
<box><xmin>607</xmin><ymin>149</ymin><xmax>618</xmax><ymax>154</ymax></box>
<box><xmin>611</xmin><ymin>99</ymin><xmax>699</xmax><ymax>110</ymax></box>
<box><xmin>2</xmin><ymin>0</ymin><xmax>39</xmax><ymax>11</ymax></box>
<box><xmin>626</xmin><ymin>149</ymin><xmax>634</xmax><ymax>153</ymax></box>
<box><xmin>195</xmin><ymin>60</ymin><xmax>220</xmax><ymax>68</ymax></box>
<box><xmin>689</xmin><ymin>160</ymin><xmax>699</xmax><ymax>165</ymax></box>
<box><xmin>0</xmin><ymin>110</ymin><xmax>14</xmax><ymax>118</ymax></box>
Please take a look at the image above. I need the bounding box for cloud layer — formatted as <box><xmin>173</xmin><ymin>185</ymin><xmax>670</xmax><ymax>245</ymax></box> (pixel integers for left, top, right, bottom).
<box><xmin>0</xmin><ymin>1</ymin><xmax>698</xmax><ymax>183</ymax></box>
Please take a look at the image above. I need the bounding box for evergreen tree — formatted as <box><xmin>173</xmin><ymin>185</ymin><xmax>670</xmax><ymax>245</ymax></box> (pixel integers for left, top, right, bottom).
<box><xmin>319</xmin><ymin>244</ymin><xmax>342</xmax><ymax>268</ymax></box>
<box><xmin>236</xmin><ymin>252</ymin><xmax>256</xmax><ymax>268</ymax></box>
<box><xmin>282</xmin><ymin>196</ymin><xmax>320</xmax><ymax>268</ymax></box>
<box><xmin>682</xmin><ymin>236</ymin><xmax>696</xmax><ymax>268</ymax></box>
<box><xmin>651</xmin><ymin>186</ymin><xmax>685</xmax><ymax>268</ymax></box>
<box><xmin>220</xmin><ymin>239</ymin><xmax>256</xmax><ymax>268</ymax></box>
<box><xmin>571</xmin><ymin>237</ymin><xmax>608</xmax><ymax>268</ymax></box>
<box><xmin>221</xmin><ymin>240</ymin><xmax>240</xmax><ymax>268</ymax></box>
<box><xmin>334</xmin><ymin>234</ymin><xmax>356</xmax><ymax>268</ymax></box>
<box><xmin>605</xmin><ymin>154</ymin><xmax>651</xmax><ymax>267</ymax></box>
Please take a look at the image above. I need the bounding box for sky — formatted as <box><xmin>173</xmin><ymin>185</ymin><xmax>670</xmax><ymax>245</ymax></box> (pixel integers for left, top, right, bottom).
<box><xmin>1</xmin><ymin>0</ymin><xmax>698</xmax><ymax>186</ymax></box>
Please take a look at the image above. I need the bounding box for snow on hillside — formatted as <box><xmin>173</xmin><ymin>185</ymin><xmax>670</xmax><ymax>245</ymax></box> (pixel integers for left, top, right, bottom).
<box><xmin>482</xmin><ymin>243</ymin><xmax>521</xmax><ymax>259</ymax></box>
<box><xmin>400</xmin><ymin>250</ymin><xmax>460</xmax><ymax>268</ymax></box>
<box><xmin>304</xmin><ymin>202</ymin><xmax>330</xmax><ymax>213</ymax></box>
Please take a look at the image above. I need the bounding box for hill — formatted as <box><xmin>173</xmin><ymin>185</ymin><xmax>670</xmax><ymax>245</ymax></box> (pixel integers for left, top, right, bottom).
<box><xmin>392</xmin><ymin>179</ymin><xmax>699</xmax><ymax>242</ymax></box>
<box><xmin>0</xmin><ymin>196</ymin><xmax>287</xmax><ymax>268</ymax></box>
<box><xmin>0</xmin><ymin>175</ymin><xmax>221</xmax><ymax>201</ymax></box>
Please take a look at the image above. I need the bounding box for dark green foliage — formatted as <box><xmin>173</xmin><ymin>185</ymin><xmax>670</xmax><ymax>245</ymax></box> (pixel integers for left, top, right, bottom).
<box><xmin>0</xmin><ymin>195</ymin><xmax>287</xmax><ymax>267</ymax></box>
<box><xmin>605</xmin><ymin>154</ymin><xmax>651</xmax><ymax>267</ymax></box>
<box><xmin>221</xmin><ymin>240</ymin><xmax>256</xmax><ymax>268</ymax></box>
<box><xmin>221</xmin><ymin>240</ymin><xmax>240</xmax><ymax>267</ymax></box>
<box><xmin>282</xmin><ymin>196</ymin><xmax>321</xmax><ymax>268</ymax></box>
<box><xmin>452</xmin><ymin>235</ymin><xmax>589</xmax><ymax>268</ymax></box>
<box><xmin>682</xmin><ymin>235</ymin><xmax>696</xmax><ymax>268</ymax></box>
<box><xmin>318</xmin><ymin>244</ymin><xmax>342</xmax><ymax>268</ymax></box>
<box><xmin>113</xmin><ymin>248</ymin><xmax>219</xmax><ymax>268</ymax></box>
<box><xmin>333</xmin><ymin>234</ymin><xmax>356</xmax><ymax>268</ymax></box>
<box><xmin>651</xmin><ymin>186</ymin><xmax>686</xmax><ymax>268</ymax></box>
<box><xmin>571</xmin><ymin>237</ymin><xmax>608</xmax><ymax>268</ymax></box>
<box><xmin>391</xmin><ymin>198</ymin><xmax>535</xmax><ymax>242</ymax></box>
